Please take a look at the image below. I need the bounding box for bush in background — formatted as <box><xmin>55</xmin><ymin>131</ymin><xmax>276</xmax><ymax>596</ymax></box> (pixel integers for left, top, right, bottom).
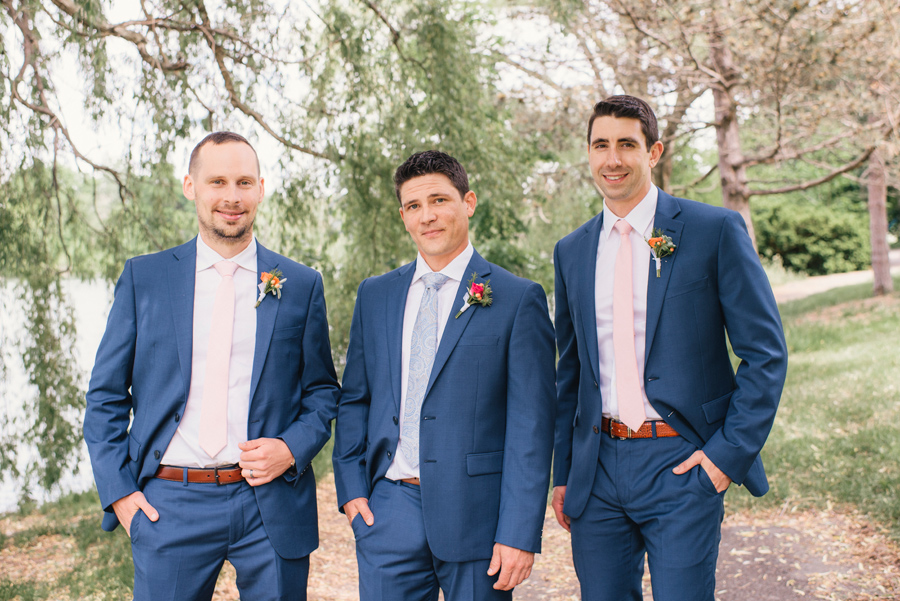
<box><xmin>753</xmin><ymin>197</ymin><xmax>871</xmax><ymax>275</ymax></box>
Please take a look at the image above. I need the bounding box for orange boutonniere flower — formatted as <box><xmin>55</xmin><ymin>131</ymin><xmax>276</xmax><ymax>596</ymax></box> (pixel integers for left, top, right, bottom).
<box><xmin>646</xmin><ymin>228</ymin><xmax>676</xmax><ymax>277</ymax></box>
<box><xmin>455</xmin><ymin>272</ymin><xmax>493</xmax><ymax>318</ymax></box>
<box><xmin>255</xmin><ymin>269</ymin><xmax>286</xmax><ymax>308</ymax></box>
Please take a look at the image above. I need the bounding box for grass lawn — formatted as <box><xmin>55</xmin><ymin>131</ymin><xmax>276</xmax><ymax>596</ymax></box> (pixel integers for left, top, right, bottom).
<box><xmin>1</xmin><ymin>277</ymin><xmax>898</xmax><ymax>599</ymax></box>
<box><xmin>726</xmin><ymin>277</ymin><xmax>900</xmax><ymax>540</ymax></box>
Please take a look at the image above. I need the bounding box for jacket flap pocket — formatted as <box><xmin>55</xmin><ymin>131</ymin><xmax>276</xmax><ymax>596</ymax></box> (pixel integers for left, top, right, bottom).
<box><xmin>702</xmin><ymin>391</ymin><xmax>733</xmax><ymax>424</ymax></box>
<box><xmin>466</xmin><ymin>450</ymin><xmax>504</xmax><ymax>476</ymax></box>
<box><xmin>128</xmin><ymin>432</ymin><xmax>142</xmax><ymax>461</ymax></box>
<box><xmin>272</xmin><ymin>325</ymin><xmax>303</xmax><ymax>340</ymax></box>
<box><xmin>667</xmin><ymin>277</ymin><xmax>709</xmax><ymax>299</ymax></box>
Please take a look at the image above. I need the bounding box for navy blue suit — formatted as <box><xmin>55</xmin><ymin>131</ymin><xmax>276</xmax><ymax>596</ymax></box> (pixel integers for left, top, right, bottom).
<box><xmin>333</xmin><ymin>250</ymin><xmax>556</xmax><ymax>597</ymax></box>
<box><xmin>553</xmin><ymin>191</ymin><xmax>788</xmax><ymax>599</ymax></box>
<box><xmin>84</xmin><ymin>238</ymin><xmax>340</xmax><ymax>596</ymax></box>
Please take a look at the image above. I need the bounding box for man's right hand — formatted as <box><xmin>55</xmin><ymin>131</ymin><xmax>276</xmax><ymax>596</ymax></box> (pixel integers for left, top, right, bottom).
<box><xmin>111</xmin><ymin>491</ymin><xmax>159</xmax><ymax>536</ymax></box>
<box><xmin>342</xmin><ymin>497</ymin><xmax>374</xmax><ymax>527</ymax></box>
<box><xmin>551</xmin><ymin>486</ymin><xmax>570</xmax><ymax>532</ymax></box>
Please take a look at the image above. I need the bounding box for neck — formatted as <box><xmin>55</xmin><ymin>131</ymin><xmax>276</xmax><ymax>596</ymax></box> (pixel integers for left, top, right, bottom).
<box><xmin>199</xmin><ymin>230</ymin><xmax>253</xmax><ymax>259</ymax></box>
<box><xmin>422</xmin><ymin>239</ymin><xmax>468</xmax><ymax>273</ymax></box>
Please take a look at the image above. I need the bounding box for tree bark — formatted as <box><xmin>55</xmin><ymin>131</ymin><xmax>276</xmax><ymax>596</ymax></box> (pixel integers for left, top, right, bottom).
<box><xmin>708</xmin><ymin>13</ymin><xmax>756</xmax><ymax>250</ymax></box>
<box><xmin>867</xmin><ymin>145</ymin><xmax>893</xmax><ymax>295</ymax></box>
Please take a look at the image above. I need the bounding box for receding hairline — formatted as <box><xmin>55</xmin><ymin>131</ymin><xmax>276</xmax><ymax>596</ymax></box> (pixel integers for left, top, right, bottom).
<box><xmin>188</xmin><ymin>132</ymin><xmax>261</xmax><ymax>177</ymax></box>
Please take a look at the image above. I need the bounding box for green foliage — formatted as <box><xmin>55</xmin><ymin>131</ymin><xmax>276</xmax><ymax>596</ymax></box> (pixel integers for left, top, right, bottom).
<box><xmin>727</xmin><ymin>278</ymin><xmax>900</xmax><ymax>540</ymax></box>
<box><xmin>752</xmin><ymin>196</ymin><xmax>871</xmax><ymax>275</ymax></box>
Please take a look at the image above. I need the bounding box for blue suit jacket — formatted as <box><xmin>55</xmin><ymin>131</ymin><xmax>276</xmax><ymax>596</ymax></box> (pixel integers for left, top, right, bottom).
<box><xmin>332</xmin><ymin>250</ymin><xmax>557</xmax><ymax>562</ymax></box>
<box><xmin>553</xmin><ymin>191</ymin><xmax>788</xmax><ymax>518</ymax></box>
<box><xmin>84</xmin><ymin>238</ymin><xmax>340</xmax><ymax>559</ymax></box>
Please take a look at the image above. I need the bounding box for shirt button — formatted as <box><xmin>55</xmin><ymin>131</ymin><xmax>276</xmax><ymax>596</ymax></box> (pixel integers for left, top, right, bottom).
<box><xmin>593</xmin><ymin>425</ymin><xmax>599</xmax><ymax>434</ymax></box>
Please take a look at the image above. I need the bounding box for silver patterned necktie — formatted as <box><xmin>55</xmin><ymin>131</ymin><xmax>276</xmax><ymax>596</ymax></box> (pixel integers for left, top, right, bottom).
<box><xmin>401</xmin><ymin>272</ymin><xmax>450</xmax><ymax>468</ymax></box>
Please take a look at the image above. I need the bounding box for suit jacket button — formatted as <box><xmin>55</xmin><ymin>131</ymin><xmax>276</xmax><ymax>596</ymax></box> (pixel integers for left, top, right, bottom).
<box><xmin>387</xmin><ymin>451</ymin><xmax>392</xmax><ymax>459</ymax></box>
<box><xmin>593</xmin><ymin>380</ymin><xmax>598</xmax><ymax>388</ymax></box>
<box><xmin>154</xmin><ymin>450</ymin><xmax>160</xmax><ymax>459</ymax></box>
<box><xmin>393</xmin><ymin>416</ymin><xmax>399</xmax><ymax>425</ymax></box>
<box><xmin>175</xmin><ymin>413</ymin><xmax>180</xmax><ymax>422</ymax></box>
<box><xmin>593</xmin><ymin>425</ymin><xmax>599</xmax><ymax>434</ymax></box>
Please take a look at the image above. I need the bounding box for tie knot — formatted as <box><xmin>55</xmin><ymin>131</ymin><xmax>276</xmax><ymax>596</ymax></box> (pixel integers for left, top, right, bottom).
<box><xmin>214</xmin><ymin>261</ymin><xmax>238</xmax><ymax>278</ymax></box>
<box><xmin>614</xmin><ymin>220</ymin><xmax>633</xmax><ymax>236</ymax></box>
<box><xmin>421</xmin><ymin>272</ymin><xmax>450</xmax><ymax>291</ymax></box>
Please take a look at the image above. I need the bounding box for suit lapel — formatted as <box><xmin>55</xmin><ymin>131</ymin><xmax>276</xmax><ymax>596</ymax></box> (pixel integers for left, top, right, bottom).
<box><xmin>424</xmin><ymin>251</ymin><xmax>491</xmax><ymax>398</ymax></box>
<box><xmin>387</xmin><ymin>262</ymin><xmax>417</xmax><ymax>413</ymax></box>
<box><xmin>645</xmin><ymin>192</ymin><xmax>683</xmax><ymax>361</ymax></box>
<box><xmin>249</xmin><ymin>243</ymin><xmax>281</xmax><ymax>404</ymax></box>
<box><xmin>578</xmin><ymin>213</ymin><xmax>604</xmax><ymax>386</ymax></box>
<box><xmin>169</xmin><ymin>239</ymin><xmax>197</xmax><ymax>403</ymax></box>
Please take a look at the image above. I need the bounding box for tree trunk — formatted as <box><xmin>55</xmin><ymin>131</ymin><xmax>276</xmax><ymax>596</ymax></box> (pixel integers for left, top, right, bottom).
<box><xmin>867</xmin><ymin>145</ymin><xmax>893</xmax><ymax>295</ymax></box>
<box><xmin>708</xmin><ymin>13</ymin><xmax>757</xmax><ymax>250</ymax></box>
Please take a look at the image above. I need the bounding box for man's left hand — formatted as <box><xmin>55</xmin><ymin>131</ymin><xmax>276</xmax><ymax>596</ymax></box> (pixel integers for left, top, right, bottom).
<box><xmin>487</xmin><ymin>543</ymin><xmax>534</xmax><ymax>591</ymax></box>
<box><xmin>672</xmin><ymin>450</ymin><xmax>732</xmax><ymax>493</ymax></box>
<box><xmin>239</xmin><ymin>438</ymin><xmax>294</xmax><ymax>486</ymax></box>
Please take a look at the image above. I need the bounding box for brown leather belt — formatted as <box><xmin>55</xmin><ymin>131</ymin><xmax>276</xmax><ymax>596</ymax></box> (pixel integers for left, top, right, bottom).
<box><xmin>400</xmin><ymin>477</ymin><xmax>420</xmax><ymax>486</ymax></box>
<box><xmin>602</xmin><ymin>417</ymin><xmax>679</xmax><ymax>440</ymax></box>
<box><xmin>155</xmin><ymin>464</ymin><xmax>244</xmax><ymax>485</ymax></box>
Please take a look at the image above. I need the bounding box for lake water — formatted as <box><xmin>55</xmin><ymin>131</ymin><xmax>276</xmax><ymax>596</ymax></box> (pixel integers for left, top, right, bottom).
<box><xmin>0</xmin><ymin>279</ymin><xmax>113</xmax><ymax>513</ymax></box>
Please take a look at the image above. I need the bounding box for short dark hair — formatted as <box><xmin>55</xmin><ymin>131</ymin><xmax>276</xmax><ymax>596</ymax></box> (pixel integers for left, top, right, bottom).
<box><xmin>393</xmin><ymin>150</ymin><xmax>470</xmax><ymax>203</ymax></box>
<box><xmin>587</xmin><ymin>95</ymin><xmax>659</xmax><ymax>151</ymax></box>
<box><xmin>188</xmin><ymin>131</ymin><xmax>260</xmax><ymax>175</ymax></box>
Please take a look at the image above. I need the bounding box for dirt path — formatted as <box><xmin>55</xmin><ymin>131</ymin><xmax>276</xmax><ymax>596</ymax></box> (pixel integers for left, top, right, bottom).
<box><xmin>771</xmin><ymin>249</ymin><xmax>900</xmax><ymax>303</ymax></box>
<box><xmin>209</xmin><ymin>475</ymin><xmax>900</xmax><ymax>601</ymax></box>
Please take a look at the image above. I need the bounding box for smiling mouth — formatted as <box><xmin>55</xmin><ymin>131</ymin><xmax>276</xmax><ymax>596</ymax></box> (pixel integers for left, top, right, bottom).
<box><xmin>216</xmin><ymin>210</ymin><xmax>244</xmax><ymax>222</ymax></box>
<box><xmin>604</xmin><ymin>174</ymin><xmax>627</xmax><ymax>182</ymax></box>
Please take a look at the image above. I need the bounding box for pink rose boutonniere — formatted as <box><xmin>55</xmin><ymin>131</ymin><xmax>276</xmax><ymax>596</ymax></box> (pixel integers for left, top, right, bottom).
<box><xmin>646</xmin><ymin>228</ymin><xmax>676</xmax><ymax>277</ymax></box>
<box><xmin>255</xmin><ymin>269</ymin><xmax>286</xmax><ymax>308</ymax></box>
<box><xmin>455</xmin><ymin>272</ymin><xmax>493</xmax><ymax>318</ymax></box>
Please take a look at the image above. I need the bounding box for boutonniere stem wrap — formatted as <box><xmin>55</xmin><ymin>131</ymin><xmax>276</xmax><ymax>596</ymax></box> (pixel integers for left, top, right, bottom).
<box><xmin>255</xmin><ymin>269</ymin><xmax>286</xmax><ymax>308</ymax></box>
<box><xmin>646</xmin><ymin>229</ymin><xmax>676</xmax><ymax>277</ymax></box>
<box><xmin>455</xmin><ymin>272</ymin><xmax>493</xmax><ymax>318</ymax></box>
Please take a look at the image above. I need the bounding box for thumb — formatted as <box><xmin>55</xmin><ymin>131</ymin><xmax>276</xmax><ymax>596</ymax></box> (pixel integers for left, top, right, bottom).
<box><xmin>136</xmin><ymin>495</ymin><xmax>159</xmax><ymax>522</ymax></box>
<box><xmin>487</xmin><ymin>544</ymin><xmax>502</xmax><ymax>576</ymax></box>
<box><xmin>672</xmin><ymin>450</ymin><xmax>703</xmax><ymax>475</ymax></box>
<box><xmin>361</xmin><ymin>503</ymin><xmax>375</xmax><ymax>527</ymax></box>
<box><xmin>238</xmin><ymin>439</ymin><xmax>261</xmax><ymax>451</ymax></box>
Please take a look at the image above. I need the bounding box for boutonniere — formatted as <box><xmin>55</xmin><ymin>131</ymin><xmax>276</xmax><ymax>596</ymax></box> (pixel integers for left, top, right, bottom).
<box><xmin>646</xmin><ymin>229</ymin><xmax>676</xmax><ymax>277</ymax></box>
<box><xmin>455</xmin><ymin>272</ymin><xmax>493</xmax><ymax>318</ymax></box>
<box><xmin>255</xmin><ymin>269</ymin><xmax>286</xmax><ymax>308</ymax></box>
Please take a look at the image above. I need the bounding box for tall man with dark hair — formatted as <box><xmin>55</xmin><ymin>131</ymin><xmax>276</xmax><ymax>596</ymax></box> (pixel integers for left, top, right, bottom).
<box><xmin>333</xmin><ymin>150</ymin><xmax>556</xmax><ymax>600</ymax></box>
<box><xmin>84</xmin><ymin>132</ymin><xmax>340</xmax><ymax>600</ymax></box>
<box><xmin>552</xmin><ymin>96</ymin><xmax>788</xmax><ymax>600</ymax></box>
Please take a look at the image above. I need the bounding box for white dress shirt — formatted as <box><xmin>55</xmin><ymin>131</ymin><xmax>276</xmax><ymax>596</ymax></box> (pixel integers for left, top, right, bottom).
<box><xmin>386</xmin><ymin>242</ymin><xmax>475</xmax><ymax>480</ymax></box>
<box><xmin>595</xmin><ymin>185</ymin><xmax>662</xmax><ymax>421</ymax></box>
<box><xmin>161</xmin><ymin>235</ymin><xmax>258</xmax><ymax>467</ymax></box>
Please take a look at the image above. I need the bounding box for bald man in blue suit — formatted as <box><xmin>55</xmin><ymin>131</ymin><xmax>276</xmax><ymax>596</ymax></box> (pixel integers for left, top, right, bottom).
<box><xmin>333</xmin><ymin>150</ymin><xmax>556</xmax><ymax>601</ymax></box>
<box><xmin>552</xmin><ymin>96</ymin><xmax>788</xmax><ymax>600</ymax></box>
<box><xmin>84</xmin><ymin>132</ymin><xmax>340</xmax><ymax>600</ymax></box>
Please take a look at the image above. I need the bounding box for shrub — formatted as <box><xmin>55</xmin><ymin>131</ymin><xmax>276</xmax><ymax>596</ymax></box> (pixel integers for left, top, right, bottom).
<box><xmin>752</xmin><ymin>198</ymin><xmax>870</xmax><ymax>276</ymax></box>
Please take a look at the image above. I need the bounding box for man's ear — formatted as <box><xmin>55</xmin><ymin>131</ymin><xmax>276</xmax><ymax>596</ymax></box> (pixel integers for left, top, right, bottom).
<box><xmin>464</xmin><ymin>191</ymin><xmax>477</xmax><ymax>217</ymax></box>
<box><xmin>183</xmin><ymin>174</ymin><xmax>195</xmax><ymax>201</ymax></box>
<box><xmin>649</xmin><ymin>141</ymin><xmax>664</xmax><ymax>168</ymax></box>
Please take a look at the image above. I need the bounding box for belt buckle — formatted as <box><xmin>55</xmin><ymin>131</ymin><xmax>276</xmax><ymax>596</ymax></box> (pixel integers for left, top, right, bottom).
<box><xmin>214</xmin><ymin>465</ymin><xmax>222</xmax><ymax>486</ymax></box>
<box><xmin>609</xmin><ymin>419</ymin><xmax>632</xmax><ymax>440</ymax></box>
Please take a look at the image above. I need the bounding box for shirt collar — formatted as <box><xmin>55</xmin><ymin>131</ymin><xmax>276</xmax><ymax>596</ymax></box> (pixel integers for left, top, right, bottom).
<box><xmin>195</xmin><ymin>234</ymin><xmax>258</xmax><ymax>273</ymax></box>
<box><xmin>600</xmin><ymin>184</ymin><xmax>658</xmax><ymax>244</ymax></box>
<box><xmin>413</xmin><ymin>242</ymin><xmax>474</xmax><ymax>285</ymax></box>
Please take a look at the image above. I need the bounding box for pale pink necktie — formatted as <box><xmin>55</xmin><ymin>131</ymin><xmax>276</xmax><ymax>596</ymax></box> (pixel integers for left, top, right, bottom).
<box><xmin>613</xmin><ymin>220</ymin><xmax>646</xmax><ymax>431</ymax></box>
<box><xmin>199</xmin><ymin>260</ymin><xmax>238</xmax><ymax>457</ymax></box>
